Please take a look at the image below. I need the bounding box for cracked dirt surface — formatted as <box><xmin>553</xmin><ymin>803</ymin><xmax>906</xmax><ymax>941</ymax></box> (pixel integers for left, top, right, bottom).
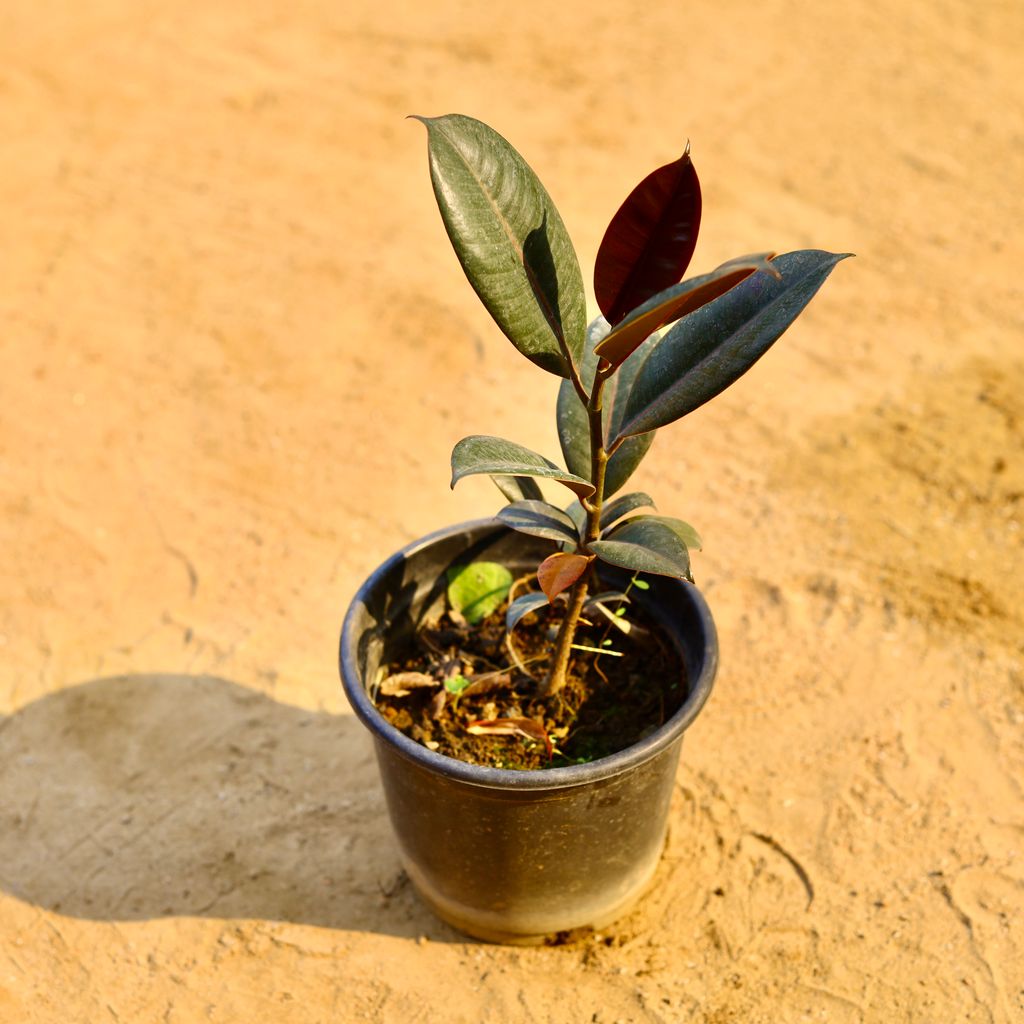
<box><xmin>2</xmin><ymin>1</ymin><xmax>1022</xmax><ymax>1021</ymax></box>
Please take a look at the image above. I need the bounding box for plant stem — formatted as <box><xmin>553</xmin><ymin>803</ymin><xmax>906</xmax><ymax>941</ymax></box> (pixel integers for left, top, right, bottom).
<box><xmin>540</xmin><ymin>361</ymin><xmax>612</xmax><ymax>697</ymax></box>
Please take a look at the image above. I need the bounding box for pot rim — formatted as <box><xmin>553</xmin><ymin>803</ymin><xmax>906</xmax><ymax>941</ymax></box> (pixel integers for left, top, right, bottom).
<box><xmin>339</xmin><ymin>518</ymin><xmax>718</xmax><ymax>792</ymax></box>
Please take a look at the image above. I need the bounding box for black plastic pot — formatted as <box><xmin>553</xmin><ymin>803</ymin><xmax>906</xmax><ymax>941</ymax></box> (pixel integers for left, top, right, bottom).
<box><xmin>339</xmin><ymin>519</ymin><xmax>717</xmax><ymax>943</ymax></box>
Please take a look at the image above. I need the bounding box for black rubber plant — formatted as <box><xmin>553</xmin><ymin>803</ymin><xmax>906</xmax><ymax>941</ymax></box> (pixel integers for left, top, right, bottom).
<box><xmin>415</xmin><ymin>114</ymin><xmax>849</xmax><ymax>697</ymax></box>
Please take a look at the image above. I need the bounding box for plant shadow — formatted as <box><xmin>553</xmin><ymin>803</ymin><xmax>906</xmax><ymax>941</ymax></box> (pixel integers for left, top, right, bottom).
<box><xmin>0</xmin><ymin>673</ymin><xmax>464</xmax><ymax>941</ymax></box>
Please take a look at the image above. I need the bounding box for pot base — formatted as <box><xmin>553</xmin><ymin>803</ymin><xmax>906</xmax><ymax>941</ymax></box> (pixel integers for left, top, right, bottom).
<box><xmin>407</xmin><ymin>847</ymin><xmax>663</xmax><ymax>942</ymax></box>
<box><xmin>402</xmin><ymin>832</ymin><xmax>665</xmax><ymax>945</ymax></box>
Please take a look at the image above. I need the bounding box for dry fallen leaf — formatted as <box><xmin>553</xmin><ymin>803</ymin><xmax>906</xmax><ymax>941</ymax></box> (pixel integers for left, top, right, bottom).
<box><xmin>428</xmin><ymin>690</ymin><xmax>447</xmax><ymax>718</ymax></box>
<box><xmin>378</xmin><ymin>671</ymin><xmax>440</xmax><ymax>697</ymax></box>
<box><xmin>462</xmin><ymin>671</ymin><xmax>513</xmax><ymax>696</ymax></box>
<box><xmin>466</xmin><ymin>717</ymin><xmax>553</xmax><ymax>758</ymax></box>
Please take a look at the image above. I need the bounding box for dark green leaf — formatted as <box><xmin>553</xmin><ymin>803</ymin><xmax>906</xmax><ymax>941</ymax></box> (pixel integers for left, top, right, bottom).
<box><xmin>601</xmin><ymin>332</ymin><xmax>658</xmax><ymax>495</ymax></box>
<box><xmin>615</xmin><ymin>250</ymin><xmax>852</xmax><ymax>441</ymax></box>
<box><xmin>590</xmin><ymin>519</ymin><xmax>692</xmax><ymax>581</ymax></box>
<box><xmin>564</xmin><ymin>499</ymin><xmax>588</xmax><ymax>537</ymax></box>
<box><xmin>452</xmin><ymin>436</ymin><xmax>595</xmax><ymax>498</ymax></box>
<box><xmin>594</xmin><ymin>145</ymin><xmax>702</xmax><ymax>325</ymax></box>
<box><xmin>556</xmin><ymin>316</ymin><xmax>605</xmax><ymax>482</ymax></box>
<box><xmin>608</xmin><ymin>513</ymin><xmax>701</xmax><ymax>551</ymax></box>
<box><xmin>594</xmin><ymin>253</ymin><xmax>778</xmax><ymax>367</ymax></box>
<box><xmin>506</xmin><ymin>592</ymin><xmax>550</xmax><ymax>631</ymax></box>
<box><xmin>557</xmin><ymin>317</ymin><xmax>655</xmax><ymax>498</ymax></box>
<box><xmin>496</xmin><ymin>500</ymin><xmax>580</xmax><ymax>545</ymax></box>
<box><xmin>491</xmin><ymin>475</ymin><xmax>544</xmax><ymax>504</ymax></box>
<box><xmin>599</xmin><ymin>492</ymin><xmax>656</xmax><ymax>530</ymax></box>
<box><xmin>415</xmin><ymin>114</ymin><xmax>586</xmax><ymax>377</ymax></box>
<box><xmin>446</xmin><ymin>562</ymin><xmax>513</xmax><ymax>625</ymax></box>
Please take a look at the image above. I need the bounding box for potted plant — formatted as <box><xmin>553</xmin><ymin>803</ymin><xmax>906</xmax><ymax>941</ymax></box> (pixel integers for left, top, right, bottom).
<box><xmin>339</xmin><ymin>114</ymin><xmax>848</xmax><ymax>943</ymax></box>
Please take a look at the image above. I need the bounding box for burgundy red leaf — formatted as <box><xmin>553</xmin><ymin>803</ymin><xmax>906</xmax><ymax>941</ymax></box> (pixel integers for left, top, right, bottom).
<box><xmin>594</xmin><ymin>145</ymin><xmax>702</xmax><ymax>326</ymax></box>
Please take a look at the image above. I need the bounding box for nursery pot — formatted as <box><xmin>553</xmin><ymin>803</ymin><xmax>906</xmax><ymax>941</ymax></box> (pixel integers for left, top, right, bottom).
<box><xmin>339</xmin><ymin>519</ymin><xmax>718</xmax><ymax>944</ymax></box>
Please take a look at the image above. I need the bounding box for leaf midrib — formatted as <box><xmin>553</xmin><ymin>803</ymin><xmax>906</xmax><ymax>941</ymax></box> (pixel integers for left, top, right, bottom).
<box><xmin>436</xmin><ymin>121</ymin><xmax>570</xmax><ymax>356</ymax></box>
<box><xmin>615</xmin><ymin>262</ymin><xmax>824</xmax><ymax>440</ymax></box>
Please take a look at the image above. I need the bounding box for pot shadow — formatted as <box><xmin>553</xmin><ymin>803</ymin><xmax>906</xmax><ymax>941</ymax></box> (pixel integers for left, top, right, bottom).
<box><xmin>0</xmin><ymin>673</ymin><xmax>464</xmax><ymax>941</ymax></box>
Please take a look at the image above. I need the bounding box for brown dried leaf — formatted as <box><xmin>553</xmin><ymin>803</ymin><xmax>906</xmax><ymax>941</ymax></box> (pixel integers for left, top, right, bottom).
<box><xmin>379</xmin><ymin>671</ymin><xmax>440</xmax><ymax>697</ymax></box>
<box><xmin>466</xmin><ymin>717</ymin><xmax>553</xmax><ymax>757</ymax></box>
<box><xmin>462</xmin><ymin>671</ymin><xmax>514</xmax><ymax>697</ymax></box>
<box><xmin>428</xmin><ymin>690</ymin><xmax>447</xmax><ymax>719</ymax></box>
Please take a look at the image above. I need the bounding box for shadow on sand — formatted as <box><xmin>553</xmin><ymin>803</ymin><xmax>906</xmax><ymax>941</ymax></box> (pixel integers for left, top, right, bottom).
<box><xmin>0</xmin><ymin>674</ymin><xmax>462</xmax><ymax>940</ymax></box>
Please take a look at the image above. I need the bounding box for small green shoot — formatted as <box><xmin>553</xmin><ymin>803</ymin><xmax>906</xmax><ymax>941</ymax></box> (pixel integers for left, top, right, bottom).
<box><xmin>445</xmin><ymin>674</ymin><xmax>473</xmax><ymax>696</ymax></box>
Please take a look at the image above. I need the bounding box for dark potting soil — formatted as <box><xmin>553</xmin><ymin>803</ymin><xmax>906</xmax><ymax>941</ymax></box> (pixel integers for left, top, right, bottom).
<box><xmin>374</xmin><ymin>595</ymin><xmax>686</xmax><ymax>770</ymax></box>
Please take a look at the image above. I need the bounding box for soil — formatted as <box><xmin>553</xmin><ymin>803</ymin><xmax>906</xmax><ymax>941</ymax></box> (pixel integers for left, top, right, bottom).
<box><xmin>375</xmin><ymin>596</ymin><xmax>685</xmax><ymax>769</ymax></box>
<box><xmin>2</xmin><ymin>3</ymin><xmax>1023</xmax><ymax>1023</ymax></box>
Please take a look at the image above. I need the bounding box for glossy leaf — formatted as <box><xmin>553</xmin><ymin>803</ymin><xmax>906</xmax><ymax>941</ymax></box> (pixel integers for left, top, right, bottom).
<box><xmin>556</xmin><ymin>318</ymin><xmax>655</xmax><ymax>498</ymax></box>
<box><xmin>564</xmin><ymin>499</ymin><xmax>588</xmax><ymax>538</ymax></box>
<box><xmin>415</xmin><ymin>114</ymin><xmax>586</xmax><ymax>377</ymax></box>
<box><xmin>615</xmin><ymin>250</ymin><xmax>852</xmax><ymax>441</ymax></box>
<box><xmin>537</xmin><ymin>551</ymin><xmax>592</xmax><ymax>601</ymax></box>
<box><xmin>496</xmin><ymin>500</ymin><xmax>580</xmax><ymax>545</ymax></box>
<box><xmin>599</xmin><ymin>491</ymin><xmax>656</xmax><ymax>531</ymax></box>
<box><xmin>506</xmin><ymin>592</ymin><xmax>550</xmax><ymax>631</ymax></box>
<box><xmin>594</xmin><ymin>253</ymin><xmax>778</xmax><ymax>367</ymax></box>
<box><xmin>590</xmin><ymin>519</ymin><xmax>692</xmax><ymax>581</ymax></box>
<box><xmin>452</xmin><ymin>435</ymin><xmax>595</xmax><ymax>498</ymax></box>
<box><xmin>594</xmin><ymin>145</ymin><xmax>702</xmax><ymax>326</ymax></box>
<box><xmin>446</xmin><ymin>562</ymin><xmax>513</xmax><ymax>625</ymax></box>
<box><xmin>491</xmin><ymin>475</ymin><xmax>544</xmax><ymax>504</ymax></box>
<box><xmin>556</xmin><ymin>317</ymin><xmax>606</xmax><ymax>482</ymax></box>
<box><xmin>600</xmin><ymin>332</ymin><xmax>658</xmax><ymax>495</ymax></box>
<box><xmin>609</xmin><ymin>513</ymin><xmax>702</xmax><ymax>551</ymax></box>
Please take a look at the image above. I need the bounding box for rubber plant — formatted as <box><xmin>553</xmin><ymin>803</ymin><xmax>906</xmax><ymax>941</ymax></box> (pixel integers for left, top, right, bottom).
<box><xmin>417</xmin><ymin>113</ymin><xmax>849</xmax><ymax>698</ymax></box>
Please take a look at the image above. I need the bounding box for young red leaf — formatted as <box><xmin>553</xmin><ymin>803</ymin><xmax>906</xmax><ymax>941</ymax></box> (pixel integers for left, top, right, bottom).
<box><xmin>594</xmin><ymin>144</ymin><xmax>702</xmax><ymax>326</ymax></box>
<box><xmin>594</xmin><ymin>253</ymin><xmax>778</xmax><ymax>367</ymax></box>
<box><xmin>466</xmin><ymin>717</ymin><xmax>553</xmax><ymax>758</ymax></box>
<box><xmin>537</xmin><ymin>551</ymin><xmax>592</xmax><ymax>602</ymax></box>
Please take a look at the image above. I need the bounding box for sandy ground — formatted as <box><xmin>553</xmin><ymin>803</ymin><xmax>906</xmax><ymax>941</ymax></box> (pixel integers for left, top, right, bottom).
<box><xmin>2</xmin><ymin>1</ymin><xmax>1023</xmax><ymax>1021</ymax></box>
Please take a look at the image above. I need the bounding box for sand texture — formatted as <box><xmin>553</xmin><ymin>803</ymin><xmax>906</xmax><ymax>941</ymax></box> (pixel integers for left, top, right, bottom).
<box><xmin>2</xmin><ymin>1</ymin><xmax>1023</xmax><ymax>1021</ymax></box>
